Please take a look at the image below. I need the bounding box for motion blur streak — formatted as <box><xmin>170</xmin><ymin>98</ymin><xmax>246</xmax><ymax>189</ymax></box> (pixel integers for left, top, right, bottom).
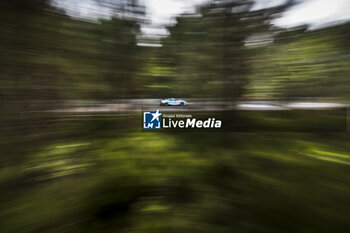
<box><xmin>0</xmin><ymin>0</ymin><xmax>350</xmax><ymax>233</ymax></box>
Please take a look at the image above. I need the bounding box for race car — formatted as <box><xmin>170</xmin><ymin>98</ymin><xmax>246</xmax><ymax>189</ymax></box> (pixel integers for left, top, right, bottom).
<box><xmin>160</xmin><ymin>98</ymin><xmax>187</xmax><ymax>106</ymax></box>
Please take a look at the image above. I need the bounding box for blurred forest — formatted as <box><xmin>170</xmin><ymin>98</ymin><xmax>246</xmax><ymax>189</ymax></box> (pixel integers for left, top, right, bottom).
<box><xmin>1</xmin><ymin>0</ymin><xmax>350</xmax><ymax>233</ymax></box>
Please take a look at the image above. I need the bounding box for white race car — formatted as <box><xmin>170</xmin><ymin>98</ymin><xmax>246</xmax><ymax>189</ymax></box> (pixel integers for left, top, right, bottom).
<box><xmin>160</xmin><ymin>98</ymin><xmax>187</xmax><ymax>106</ymax></box>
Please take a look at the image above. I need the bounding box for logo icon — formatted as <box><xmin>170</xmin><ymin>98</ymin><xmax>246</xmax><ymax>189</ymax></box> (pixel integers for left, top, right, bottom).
<box><xmin>143</xmin><ymin>110</ymin><xmax>162</xmax><ymax>129</ymax></box>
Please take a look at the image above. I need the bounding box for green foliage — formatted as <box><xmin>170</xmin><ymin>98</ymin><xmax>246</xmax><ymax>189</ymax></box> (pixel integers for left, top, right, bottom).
<box><xmin>248</xmin><ymin>24</ymin><xmax>350</xmax><ymax>98</ymax></box>
<box><xmin>1</xmin><ymin>1</ymin><xmax>350</xmax><ymax>233</ymax></box>
<box><xmin>2</xmin><ymin>124</ymin><xmax>350</xmax><ymax>233</ymax></box>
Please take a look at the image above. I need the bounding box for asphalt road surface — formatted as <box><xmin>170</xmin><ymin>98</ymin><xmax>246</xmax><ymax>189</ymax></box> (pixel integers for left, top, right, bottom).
<box><xmin>51</xmin><ymin>99</ymin><xmax>349</xmax><ymax>114</ymax></box>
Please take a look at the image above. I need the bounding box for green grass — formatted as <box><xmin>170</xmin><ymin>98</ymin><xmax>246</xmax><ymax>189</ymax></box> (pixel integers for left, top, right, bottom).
<box><xmin>1</xmin><ymin>120</ymin><xmax>350</xmax><ymax>233</ymax></box>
